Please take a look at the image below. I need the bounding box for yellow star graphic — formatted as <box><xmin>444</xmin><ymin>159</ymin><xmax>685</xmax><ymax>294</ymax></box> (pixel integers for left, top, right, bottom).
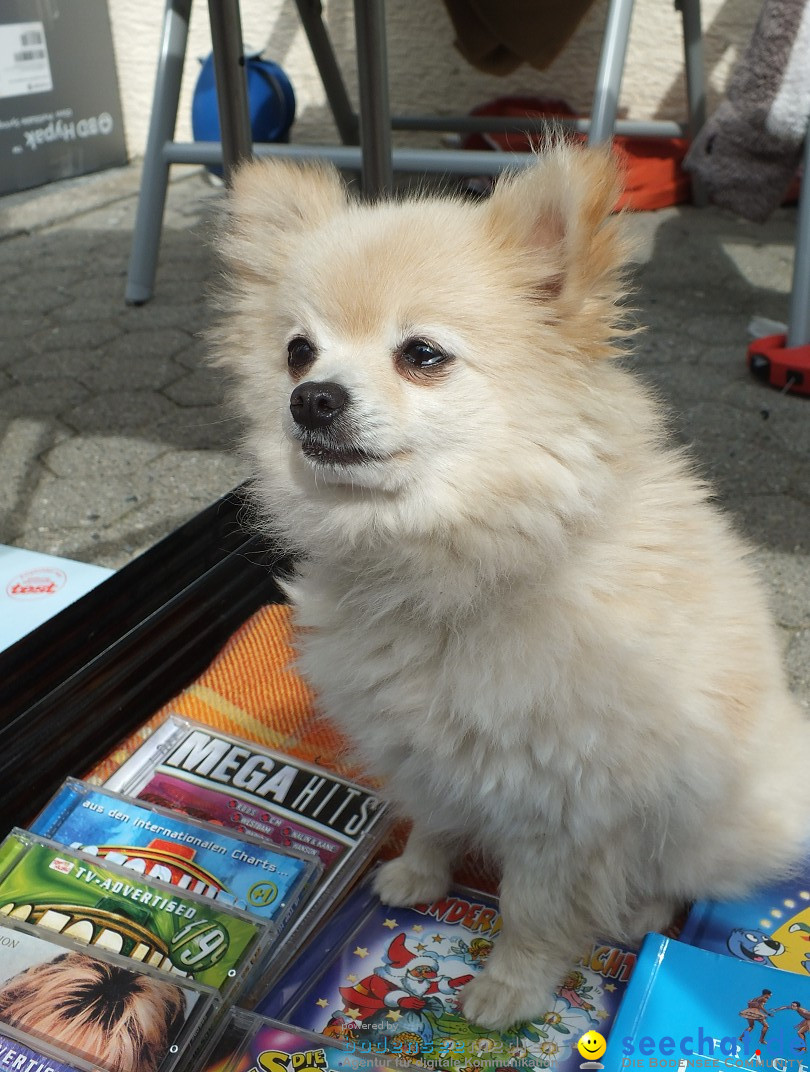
<box><xmin>432</xmin><ymin>934</ymin><xmax>443</xmax><ymax>943</ymax></box>
<box><xmin>382</xmin><ymin>918</ymin><xmax>398</xmax><ymax>929</ymax></box>
<box><xmin>386</xmin><ymin>1010</ymin><xmax>402</xmax><ymax>1022</ymax></box>
<box><xmin>315</xmin><ymin>998</ymin><xmax>329</xmax><ymax>1008</ymax></box>
<box><xmin>604</xmin><ymin>983</ymin><xmax>616</xmax><ymax>992</ymax></box>
<box><xmin>347</xmin><ymin>974</ymin><xmax>358</xmax><ymax>982</ymax></box>
<box><xmin>415</xmin><ymin>943</ymin><xmax>427</xmax><ymax>952</ymax></box>
<box><xmin>597</xmin><ymin>1009</ymin><xmax>609</xmax><ymax>1020</ymax></box>
<box><xmin>354</xmin><ymin>947</ymin><xmax>369</xmax><ymax>958</ymax></box>
<box><xmin>345</xmin><ymin>1008</ymin><xmax>362</xmax><ymax>1020</ymax></box>
<box><xmin>412</xmin><ymin>925</ymin><xmax>423</xmax><ymax>933</ymax></box>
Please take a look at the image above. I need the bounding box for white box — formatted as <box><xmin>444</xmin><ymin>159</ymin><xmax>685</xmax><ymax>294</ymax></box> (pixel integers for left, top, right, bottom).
<box><xmin>0</xmin><ymin>544</ymin><xmax>113</xmax><ymax>652</ymax></box>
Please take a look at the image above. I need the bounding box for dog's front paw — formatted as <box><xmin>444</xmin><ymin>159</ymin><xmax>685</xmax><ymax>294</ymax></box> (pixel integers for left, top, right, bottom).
<box><xmin>373</xmin><ymin>855</ymin><xmax>450</xmax><ymax>907</ymax></box>
<box><xmin>460</xmin><ymin>970</ymin><xmax>550</xmax><ymax>1031</ymax></box>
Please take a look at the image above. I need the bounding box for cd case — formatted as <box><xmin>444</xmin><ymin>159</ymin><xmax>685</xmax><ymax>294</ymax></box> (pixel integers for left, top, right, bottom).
<box><xmin>258</xmin><ymin>874</ymin><xmax>638</xmax><ymax>1069</ymax></box>
<box><xmin>0</xmin><ymin>828</ymin><xmax>271</xmax><ymax>998</ymax></box>
<box><xmin>103</xmin><ymin>716</ymin><xmax>391</xmax><ymax>975</ymax></box>
<box><xmin>0</xmin><ymin>1021</ymin><xmax>97</xmax><ymax>1072</ymax></box>
<box><xmin>30</xmin><ymin>777</ymin><xmax>320</xmax><ymax>932</ymax></box>
<box><xmin>604</xmin><ymin>933</ymin><xmax>810</xmax><ymax>1072</ymax></box>
<box><xmin>203</xmin><ymin>1008</ymin><xmax>406</xmax><ymax>1072</ymax></box>
<box><xmin>0</xmin><ymin>914</ymin><xmax>218</xmax><ymax>1072</ymax></box>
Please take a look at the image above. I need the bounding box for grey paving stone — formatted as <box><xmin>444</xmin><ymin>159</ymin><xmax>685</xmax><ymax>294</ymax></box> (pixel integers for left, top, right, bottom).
<box><xmin>1</xmin><ymin>378</ymin><xmax>90</xmax><ymax>417</ymax></box>
<box><xmin>103</xmin><ymin>328</ymin><xmax>194</xmax><ymax>363</ymax></box>
<box><xmin>28</xmin><ymin>322</ymin><xmax>122</xmax><ymax>353</ymax></box>
<box><xmin>60</xmin><ymin>390</ymin><xmax>190</xmax><ymax>436</ymax></box>
<box><xmin>785</xmin><ymin>627</ymin><xmax>810</xmax><ymax>712</ymax></box>
<box><xmin>42</xmin><ymin>436</ymin><xmax>167</xmax><ymax>479</ymax></box>
<box><xmin>0</xmin><ymin>316</ymin><xmax>45</xmax><ymax>342</ymax></box>
<box><xmin>160</xmin><ymin>367</ymin><xmax>230</xmax><ymax>407</ymax></box>
<box><xmin>24</xmin><ymin>471</ymin><xmax>146</xmax><ymax>531</ymax></box>
<box><xmin>750</xmin><ymin>549</ymin><xmax>810</xmax><ymax>629</ymax></box>
<box><xmin>116</xmin><ymin>302</ymin><xmax>210</xmax><ymax>333</ymax></box>
<box><xmin>725</xmin><ymin>494</ymin><xmax>810</xmax><ymax>556</ymax></box>
<box><xmin>145</xmin><ymin>449</ymin><xmax>248</xmax><ymax>495</ymax></box>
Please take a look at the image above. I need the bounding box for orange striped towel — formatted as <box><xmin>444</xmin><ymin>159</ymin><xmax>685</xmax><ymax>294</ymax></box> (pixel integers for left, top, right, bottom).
<box><xmin>87</xmin><ymin>603</ymin><xmax>404</xmax><ymax>861</ymax></box>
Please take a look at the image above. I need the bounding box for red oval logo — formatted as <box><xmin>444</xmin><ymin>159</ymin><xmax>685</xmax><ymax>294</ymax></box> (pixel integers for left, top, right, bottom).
<box><xmin>6</xmin><ymin>567</ymin><xmax>67</xmax><ymax>600</ymax></box>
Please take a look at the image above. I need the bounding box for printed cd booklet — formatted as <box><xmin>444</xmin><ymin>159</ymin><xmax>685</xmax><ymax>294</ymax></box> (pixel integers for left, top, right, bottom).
<box><xmin>259</xmin><ymin>874</ymin><xmax>637</xmax><ymax>1069</ymax></box>
<box><xmin>0</xmin><ymin>828</ymin><xmax>270</xmax><ymax>998</ymax></box>
<box><xmin>31</xmin><ymin>777</ymin><xmax>320</xmax><ymax>931</ymax></box>
<box><xmin>0</xmin><ymin>915</ymin><xmax>218</xmax><ymax>1072</ymax></box>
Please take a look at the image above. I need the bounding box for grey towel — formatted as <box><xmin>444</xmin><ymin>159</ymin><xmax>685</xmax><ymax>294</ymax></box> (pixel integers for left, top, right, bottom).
<box><xmin>684</xmin><ymin>0</ymin><xmax>810</xmax><ymax>222</ymax></box>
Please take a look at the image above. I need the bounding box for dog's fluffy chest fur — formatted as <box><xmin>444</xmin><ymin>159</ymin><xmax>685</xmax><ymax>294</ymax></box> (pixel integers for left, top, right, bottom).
<box><xmin>287</xmin><ymin>541</ymin><xmax>710</xmax><ymax>859</ymax></box>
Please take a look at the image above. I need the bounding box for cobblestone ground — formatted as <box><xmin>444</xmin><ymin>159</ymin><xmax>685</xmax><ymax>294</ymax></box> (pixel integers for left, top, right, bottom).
<box><xmin>0</xmin><ymin>163</ymin><xmax>808</xmax><ymax>706</ymax></box>
<box><xmin>0</xmin><ymin>166</ymin><xmax>247</xmax><ymax>568</ymax></box>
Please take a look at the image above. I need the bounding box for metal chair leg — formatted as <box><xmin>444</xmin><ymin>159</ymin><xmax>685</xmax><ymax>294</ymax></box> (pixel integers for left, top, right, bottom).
<box><xmin>295</xmin><ymin>0</ymin><xmax>358</xmax><ymax>144</ymax></box>
<box><xmin>208</xmin><ymin>0</ymin><xmax>253</xmax><ymax>181</ymax></box>
<box><xmin>678</xmin><ymin>0</ymin><xmax>708</xmax><ymax>205</ymax></box>
<box><xmin>125</xmin><ymin>0</ymin><xmax>192</xmax><ymax>306</ymax></box>
<box><xmin>787</xmin><ymin>134</ymin><xmax>810</xmax><ymax>348</ymax></box>
<box><xmin>353</xmin><ymin>0</ymin><xmax>393</xmax><ymax>197</ymax></box>
<box><xmin>588</xmin><ymin>0</ymin><xmax>635</xmax><ymax>146</ymax></box>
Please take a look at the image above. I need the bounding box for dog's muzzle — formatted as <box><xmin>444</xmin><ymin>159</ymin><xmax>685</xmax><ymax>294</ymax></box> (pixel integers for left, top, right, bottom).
<box><xmin>289</xmin><ymin>380</ymin><xmax>376</xmax><ymax>467</ymax></box>
<box><xmin>290</xmin><ymin>380</ymin><xmax>348</xmax><ymax>431</ymax></box>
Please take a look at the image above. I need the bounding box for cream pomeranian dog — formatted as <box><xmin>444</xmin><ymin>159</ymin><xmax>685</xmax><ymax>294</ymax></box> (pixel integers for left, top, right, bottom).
<box><xmin>213</xmin><ymin>144</ymin><xmax>810</xmax><ymax>1029</ymax></box>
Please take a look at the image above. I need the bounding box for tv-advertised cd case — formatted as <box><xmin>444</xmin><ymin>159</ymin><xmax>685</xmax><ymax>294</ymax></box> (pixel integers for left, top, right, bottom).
<box><xmin>30</xmin><ymin>778</ymin><xmax>320</xmax><ymax>930</ymax></box>
<box><xmin>0</xmin><ymin>915</ymin><xmax>217</xmax><ymax>1072</ymax></box>
<box><xmin>679</xmin><ymin>856</ymin><xmax>810</xmax><ymax>978</ymax></box>
<box><xmin>258</xmin><ymin>876</ymin><xmax>637</xmax><ymax>1070</ymax></box>
<box><xmin>604</xmin><ymin>934</ymin><xmax>810</xmax><ymax>1072</ymax></box>
<box><xmin>103</xmin><ymin>716</ymin><xmax>391</xmax><ymax>975</ymax></box>
<box><xmin>203</xmin><ymin>1009</ymin><xmax>403</xmax><ymax>1072</ymax></box>
<box><xmin>0</xmin><ymin>828</ymin><xmax>270</xmax><ymax>997</ymax></box>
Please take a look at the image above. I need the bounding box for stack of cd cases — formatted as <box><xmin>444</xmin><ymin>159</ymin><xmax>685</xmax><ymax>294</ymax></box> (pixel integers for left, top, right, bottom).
<box><xmin>103</xmin><ymin>716</ymin><xmax>391</xmax><ymax>983</ymax></box>
<box><xmin>0</xmin><ymin>715</ymin><xmax>390</xmax><ymax>1072</ymax></box>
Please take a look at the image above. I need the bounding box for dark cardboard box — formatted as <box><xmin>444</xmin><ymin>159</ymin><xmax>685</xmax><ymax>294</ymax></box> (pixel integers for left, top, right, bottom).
<box><xmin>0</xmin><ymin>0</ymin><xmax>127</xmax><ymax>196</ymax></box>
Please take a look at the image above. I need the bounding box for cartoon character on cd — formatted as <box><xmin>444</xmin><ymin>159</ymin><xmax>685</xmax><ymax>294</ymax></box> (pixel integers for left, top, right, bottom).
<box><xmin>338</xmin><ymin>933</ymin><xmax>473</xmax><ymax>1049</ymax></box>
<box><xmin>727</xmin><ymin>926</ymin><xmax>810</xmax><ymax>974</ymax></box>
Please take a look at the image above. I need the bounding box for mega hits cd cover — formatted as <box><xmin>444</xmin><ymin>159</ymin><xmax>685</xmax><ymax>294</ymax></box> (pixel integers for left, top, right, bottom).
<box><xmin>103</xmin><ymin>717</ymin><xmax>387</xmax><ymax>871</ymax></box>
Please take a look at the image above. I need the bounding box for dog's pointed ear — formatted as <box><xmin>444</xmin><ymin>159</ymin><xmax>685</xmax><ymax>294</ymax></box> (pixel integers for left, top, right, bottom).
<box><xmin>220</xmin><ymin>159</ymin><xmax>347</xmax><ymax>281</ymax></box>
<box><xmin>484</xmin><ymin>143</ymin><xmax>627</xmax><ymax>316</ymax></box>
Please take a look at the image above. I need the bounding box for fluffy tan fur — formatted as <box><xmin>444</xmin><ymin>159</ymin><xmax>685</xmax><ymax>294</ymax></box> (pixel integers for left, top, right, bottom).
<box><xmin>213</xmin><ymin>144</ymin><xmax>810</xmax><ymax>1029</ymax></box>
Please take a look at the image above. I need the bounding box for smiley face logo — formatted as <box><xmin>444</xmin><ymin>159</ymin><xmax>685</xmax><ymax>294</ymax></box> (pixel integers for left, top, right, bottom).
<box><xmin>577</xmin><ymin>1031</ymin><xmax>607</xmax><ymax>1062</ymax></box>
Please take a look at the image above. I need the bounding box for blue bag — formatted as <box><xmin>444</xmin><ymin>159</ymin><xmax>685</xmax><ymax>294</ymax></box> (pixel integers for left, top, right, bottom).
<box><xmin>192</xmin><ymin>51</ymin><xmax>296</xmax><ymax>175</ymax></box>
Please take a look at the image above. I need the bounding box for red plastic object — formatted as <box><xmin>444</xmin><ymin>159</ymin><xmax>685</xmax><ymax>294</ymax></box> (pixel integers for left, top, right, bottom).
<box><xmin>461</xmin><ymin>96</ymin><xmax>692</xmax><ymax>212</ymax></box>
<box><xmin>747</xmin><ymin>333</ymin><xmax>810</xmax><ymax>396</ymax></box>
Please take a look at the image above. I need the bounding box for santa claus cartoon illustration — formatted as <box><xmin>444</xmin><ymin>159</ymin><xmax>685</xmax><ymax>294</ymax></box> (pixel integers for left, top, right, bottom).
<box><xmin>338</xmin><ymin>933</ymin><xmax>473</xmax><ymax>1049</ymax></box>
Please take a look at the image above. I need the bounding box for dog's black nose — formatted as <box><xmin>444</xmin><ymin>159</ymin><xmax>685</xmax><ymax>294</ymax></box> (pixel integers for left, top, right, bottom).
<box><xmin>289</xmin><ymin>381</ymin><xmax>349</xmax><ymax>430</ymax></box>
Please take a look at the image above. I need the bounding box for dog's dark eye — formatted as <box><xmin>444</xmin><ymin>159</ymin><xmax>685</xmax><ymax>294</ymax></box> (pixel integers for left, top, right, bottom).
<box><xmin>287</xmin><ymin>336</ymin><xmax>316</xmax><ymax>374</ymax></box>
<box><xmin>400</xmin><ymin>339</ymin><xmax>448</xmax><ymax>369</ymax></box>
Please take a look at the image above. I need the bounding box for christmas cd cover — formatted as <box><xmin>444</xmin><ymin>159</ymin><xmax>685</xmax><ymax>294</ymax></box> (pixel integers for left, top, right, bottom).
<box><xmin>258</xmin><ymin>876</ymin><xmax>637</xmax><ymax>1070</ymax></box>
